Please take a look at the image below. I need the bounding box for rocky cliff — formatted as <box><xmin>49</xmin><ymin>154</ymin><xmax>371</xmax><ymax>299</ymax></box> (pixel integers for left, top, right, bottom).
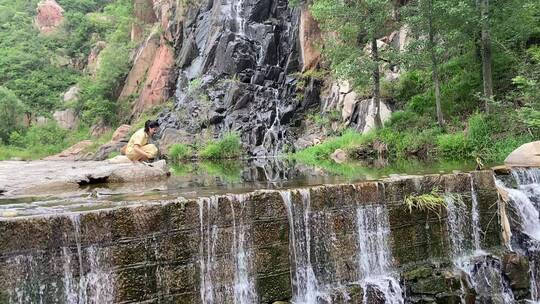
<box><xmin>114</xmin><ymin>0</ymin><xmax>406</xmax><ymax>156</ymax></box>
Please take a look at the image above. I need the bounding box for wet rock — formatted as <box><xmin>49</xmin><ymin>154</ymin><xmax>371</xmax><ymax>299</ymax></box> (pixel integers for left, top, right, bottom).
<box><xmin>53</xmin><ymin>109</ymin><xmax>78</xmax><ymax>129</ymax></box>
<box><xmin>504</xmin><ymin>141</ymin><xmax>540</xmax><ymax>167</ymax></box>
<box><xmin>35</xmin><ymin>0</ymin><xmax>64</xmax><ymax>35</ymax></box>
<box><xmin>502</xmin><ymin>253</ymin><xmax>530</xmax><ymax>290</ymax></box>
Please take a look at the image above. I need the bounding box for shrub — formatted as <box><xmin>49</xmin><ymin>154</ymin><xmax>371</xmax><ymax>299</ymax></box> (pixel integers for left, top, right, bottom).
<box><xmin>0</xmin><ymin>87</ymin><xmax>24</xmax><ymax>143</ymax></box>
<box><xmin>200</xmin><ymin>133</ymin><xmax>243</xmax><ymax>159</ymax></box>
<box><xmin>436</xmin><ymin>133</ymin><xmax>471</xmax><ymax>159</ymax></box>
<box><xmin>169</xmin><ymin>143</ymin><xmax>192</xmax><ymax>161</ymax></box>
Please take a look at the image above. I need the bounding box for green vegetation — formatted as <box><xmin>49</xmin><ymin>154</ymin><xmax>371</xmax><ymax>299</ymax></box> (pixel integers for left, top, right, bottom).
<box><xmin>200</xmin><ymin>132</ymin><xmax>243</xmax><ymax>160</ymax></box>
<box><xmin>404</xmin><ymin>188</ymin><xmax>446</xmax><ymax>214</ymax></box>
<box><xmin>0</xmin><ymin>0</ymin><xmax>133</xmax><ymax>159</ymax></box>
<box><xmin>293</xmin><ymin>0</ymin><xmax>540</xmax><ymax>166</ymax></box>
<box><xmin>0</xmin><ymin>122</ymin><xmax>89</xmax><ymax>160</ymax></box>
<box><xmin>169</xmin><ymin>143</ymin><xmax>192</xmax><ymax>161</ymax></box>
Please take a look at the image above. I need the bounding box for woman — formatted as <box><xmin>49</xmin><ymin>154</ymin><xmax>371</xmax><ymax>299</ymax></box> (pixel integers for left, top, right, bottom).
<box><xmin>126</xmin><ymin>120</ymin><xmax>160</xmax><ymax>162</ymax></box>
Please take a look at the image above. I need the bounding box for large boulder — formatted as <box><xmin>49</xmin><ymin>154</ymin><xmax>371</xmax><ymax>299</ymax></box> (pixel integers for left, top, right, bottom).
<box><xmin>505</xmin><ymin>141</ymin><xmax>540</xmax><ymax>167</ymax></box>
<box><xmin>53</xmin><ymin>109</ymin><xmax>79</xmax><ymax>130</ymax></box>
<box><xmin>44</xmin><ymin>140</ymin><xmax>93</xmax><ymax>161</ymax></box>
<box><xmin>91</xmin><ymin>124</ymin><xmax>132</xmax><ymax>161</ymax></box>
<box><xmin>35</xmin><ymin>0</ymin><xmax>64</xmax><ymax>35</ymax></box>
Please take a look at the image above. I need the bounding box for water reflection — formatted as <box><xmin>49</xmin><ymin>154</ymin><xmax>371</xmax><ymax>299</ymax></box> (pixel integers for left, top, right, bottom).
<box><xmin>0</xmin><ymin>157</ymin><xmax>478</xmax><ymax>218</ymax></box>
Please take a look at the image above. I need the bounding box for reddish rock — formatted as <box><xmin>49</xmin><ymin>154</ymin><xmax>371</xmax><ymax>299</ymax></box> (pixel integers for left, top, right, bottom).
<box><xmin>132</xmin><ymin>43</ymin><xmax>175</xmax><ymax>115</ymax></box>
<box><xmin>44</xmin><ymin>140</ymin><xmax>93</xmax><ymax>160</ymax></box>
<box><xmin>90</xmin><ymin>121</ymin><xmax>111</xmax><ymax>138</ymax></box>
<box><xmin>131</xmin><ymin>0</ymin><xmax>157</xmax><ymax>41</ymax></box>
<box><xmin>299</xmin><ymin>6</ymin><xmax>322</xmax><ymax>71</ymax></box>
<box><xmin>35</xmin><ymin>0</ymin><xmax>64</xmax><ymax>35</ymax></box>
<box><xmin>119</xmin><ymin>36</ymin><xmax>160</xmax><ymax>100</ymax></box>
<box><xmin>111</xmin><ymin>124</ymin><xmax>131</xmax><ymax>142</ymax></box>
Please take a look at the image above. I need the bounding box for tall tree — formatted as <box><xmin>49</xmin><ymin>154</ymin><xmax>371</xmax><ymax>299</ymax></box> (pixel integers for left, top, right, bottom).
<box><xmin>479</xmin><ymin>0</ymin><xmax>493</xmax><ymax>112</ymax></box>
<box><xmin>401</xmin><ymin>0</ymin><xmax>473</xmax><ymax>127</ymax></box>
<box><xmin>310</xmin><ymin>0</ymin><xmax>393</xmax><ymax>129</ymax></box>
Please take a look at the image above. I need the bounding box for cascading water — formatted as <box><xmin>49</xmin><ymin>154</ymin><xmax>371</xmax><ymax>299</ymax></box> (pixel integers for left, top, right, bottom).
<box><xmin>229</xmin><ymin>194</ymin><xmax>258</xmax><ymax>303</ymax></box>
<box><xmin>198</xmin><ymin>195</ymin><xmax>258</xmax><ymax>304</ymax></box>
<box><xmin>198</xmin><ymin>196</ymin><xmax>221</xmax><ymax>304</ymax></box>
<box><xmin>446</xmin><ymin>183</ymin><xmax>514</xmax><ymax>303</ymax></box>
<box><xmin>355</xmin><ymin>204</ymin><xmax>404</xmax><ymax>304</ymax></box>
<box><xmin>498</xmin><ymin>168</ymin><xmax>540</xmax><ymax>300</ymax></box>
<box><xmin>5</xmin><ymin>214</ymin><xmax>114</xmax><ymax>304</ymax></box>
<box><xmin>280</xmin><ymin>189</ymin><xmax>329</xmax><ymax>303</ymax></box>
<box><xmin>262</xmin><ymin>89</ymin><xmax>285</xmax><ymax>156</ymax></box>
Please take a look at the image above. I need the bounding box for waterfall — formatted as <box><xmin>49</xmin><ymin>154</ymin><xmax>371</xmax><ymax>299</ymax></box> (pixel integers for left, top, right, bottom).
<box><xmin>446</xmin><ymin>191</ymin><xmax>514</xmax><ymax>303</ymax></box>
<box><xmin>6</xmin><ymin>214</ymin><xmax>114</xmax><ymax>304</ymax></box>
<box><xmin>229</xmin><ymin>194</ymin><xmax>258</xmax><ymax>303</ymax></box>
<box><xmin>198</xmin><ymin>196</ymin><xmax>221</xmax><ymax>304</ymax></box>
<box><xmin>280</xmin><ymin>189</ymin><xmax>328</xmax><ymax>304</ymax></box>
<box><xmin>499</xmin><ymin>168</ymin><xmax>540</xmax><ymax>299</ymax></box>
<box><xmin>356</xmin><ymin>204</ymin><xmax>404</xmax><ymax>304</ymax></box>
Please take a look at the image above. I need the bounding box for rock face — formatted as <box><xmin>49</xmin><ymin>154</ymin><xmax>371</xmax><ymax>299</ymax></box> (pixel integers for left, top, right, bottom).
<box><xmin>299</xmin><ymin>6</ymin><xmax>322</xmax><ymax>71</ymax></box>
<box><xmin>0</xmin><ymin>171</ymin><xmax>528</xmax><ymax>303</ymax></box>
<box><xmin>323</xmin><ymin>81</ymin><xmax>393</xmax><ymax>133</ymax></box>
<box><xmin>504</xmin><ymin>141</ymin><xmax>540</xmax><ymax>167</ymax></box>
<box><xmin>53</xmin><ymin>109</ymin><xmax>79</xmax><ymax>129</ymax></box>
<box><xmin>155</xmin><ymin>0</ymin><xmax>321</xmax><ymax>157</ymax></box>
<box><xmin>35</xmin><ymin>0</ymin><xmax>64</xmax><ymax>35</ymax></box>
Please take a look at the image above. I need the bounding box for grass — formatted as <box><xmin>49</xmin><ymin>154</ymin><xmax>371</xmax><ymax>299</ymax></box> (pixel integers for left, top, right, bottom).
<box><xmin>0</xmin><ymin>123</ymin><xmax>91</xmax><ymax>160</ymax></box>
<box><xmin>200</xmin><ymin>132</ymin><xmax>243</xmax><ymax>160</ymax></box>
<box><xmin>169</xmin><ymin>143</ymin><xmax>192</xmax><ymax>161</ymax></box>
<box><xmin>293</xmin><ymin>111</ymin><xmax>533</xmax><ymax>165</ymax></box>
<box><xmin>404</xmin><ymin>188</ymin><xmax>446</xmax><ymax>214</ymax></box>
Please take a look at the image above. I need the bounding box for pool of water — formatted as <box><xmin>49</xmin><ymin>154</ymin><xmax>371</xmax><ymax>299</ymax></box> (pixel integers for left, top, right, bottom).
<box><xmin>0</xmin><ymin>157</ymin><xmax>479</xmax><ymax>218</ymax></box>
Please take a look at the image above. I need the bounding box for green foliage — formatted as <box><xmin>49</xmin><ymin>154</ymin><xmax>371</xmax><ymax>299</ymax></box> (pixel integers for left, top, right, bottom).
<box><xmin>404</xmin><ymin>188</ymin><xmax>446</xmax><ymax>214</ymax></box>
<box><xmin>200</xmin><ymin>133</ymin><xmax>243</xmax><ymax>160</ymax></box>
<box><xmin>169</xmin><ymin>143</ymin><xmax>192</xmax><ymax>161</ymax></box>
<box><xmin>436</xmin><ymin>133</ymin><xmax>471</xmax><ymax>159</ymax></box>
<box><xmin>0</xmin><ymin>87</ymin><xmax>24</xmax><ymax>143</ymax></box>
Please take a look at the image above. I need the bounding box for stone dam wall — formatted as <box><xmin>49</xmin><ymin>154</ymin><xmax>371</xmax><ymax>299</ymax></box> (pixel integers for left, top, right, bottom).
<box><xmin>0</xmin><ymin>171</ymin><xmax>534</xmax><ymax>303</ymax></box>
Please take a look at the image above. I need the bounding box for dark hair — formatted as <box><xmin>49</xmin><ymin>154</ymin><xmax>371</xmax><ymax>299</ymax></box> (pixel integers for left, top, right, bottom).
<box><xmin>144</xmin><ymin>120</ymin><xmax>160</xmax><ymax>133</ymax></box>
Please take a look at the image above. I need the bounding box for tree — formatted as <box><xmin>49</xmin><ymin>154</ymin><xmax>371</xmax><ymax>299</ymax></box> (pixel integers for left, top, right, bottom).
<box><xmin>310</xmin><ymin>0</ymin><xmax>393</xmax><ymax>128</ymax></box>
<box><xmin>0</xmin><ymin>86</ymin><xmax>24</xmax><ymax>143</ymax></box>
<box><xmin>478</xmin><ymin>0</ymin><xmax>493</xmax><ymax>112</ymax></box>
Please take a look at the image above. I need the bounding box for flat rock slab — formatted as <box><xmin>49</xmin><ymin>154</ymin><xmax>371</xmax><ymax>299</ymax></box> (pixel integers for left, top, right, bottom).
<box><xmin>0</xmin><ymin>160</ymin><xmax>169</xmax><ymax>198</ymax></box>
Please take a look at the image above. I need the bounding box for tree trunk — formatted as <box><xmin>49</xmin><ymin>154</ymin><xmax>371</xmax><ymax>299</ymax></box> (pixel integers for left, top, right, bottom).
<box><xmin>371</xmin><ymin>37</ymin><xmax>383</xmax><ymax>128</ymax></box>
<box><xmin>480</xmin><ymin>0</ymin><xmax>493</xmax><ymax>112</ymax></box>
<box><xmin>427</xmin><ymin>0</ymin><xmax>444</xmax><ymax>127</ymax></box>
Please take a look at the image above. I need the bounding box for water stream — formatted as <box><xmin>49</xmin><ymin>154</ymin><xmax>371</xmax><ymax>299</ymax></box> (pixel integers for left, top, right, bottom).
<box><xmin>447</xmin><ymin>177</ymin><xmax>514</xmax><ymax>303</ymax></box>
<box><xmin>356</xmin><ymin>204</ymin><xmax>404</xmax><ymax>304</ymax></box>
<box><xmin>280</xmin><ymin>189</ymin><xmax>327</xmax><ymax>303</ymax></box>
